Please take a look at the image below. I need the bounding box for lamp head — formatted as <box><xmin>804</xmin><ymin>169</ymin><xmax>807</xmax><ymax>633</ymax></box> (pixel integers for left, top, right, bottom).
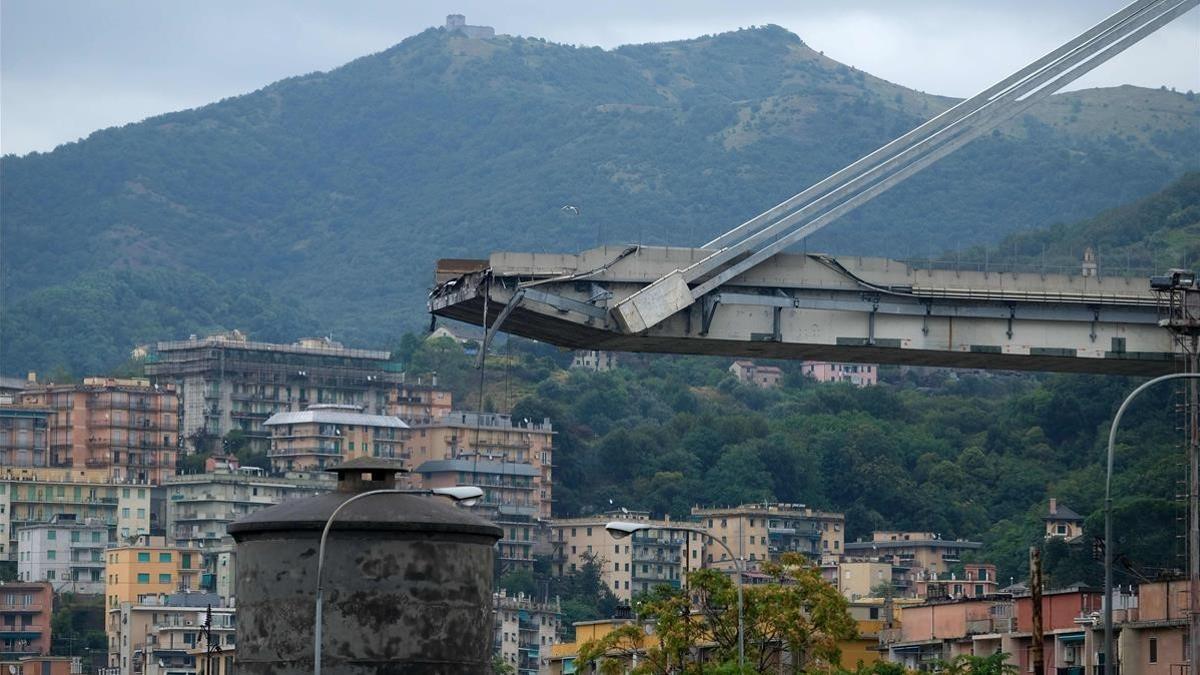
<box><xmin>605</xmin><ymin>521</ymin><xmax>650</xmax><ymax>540</ymax></box>
<box><xmin>431</xmin><ymin>486</ymin><xmax>484</xmax><ymax>506</ymax></box>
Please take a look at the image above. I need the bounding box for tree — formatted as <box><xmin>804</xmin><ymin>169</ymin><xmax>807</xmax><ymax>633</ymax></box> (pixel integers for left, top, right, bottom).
<box><xmin>936</xmin><ymin>653</ymin><xmax>1017</xmax><ymax>675</ymax></box>
<box><xmin>577</xmin><ymin>553</ymin><xmax>857</xmax><ymax>674</ymax></box>
<box><xmin>491</xmin><ymin>654</ymin><xmax>516</xmax><ymax>674</ymax></box>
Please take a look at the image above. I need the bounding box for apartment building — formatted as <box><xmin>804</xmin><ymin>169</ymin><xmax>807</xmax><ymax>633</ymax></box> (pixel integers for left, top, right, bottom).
<box><xmin>569</xmin><ymin>351</ymin><xmax>619</xmax><ymax>372</ymax></box>
<box><xmin>493</xmin><ymin>591</ymin><xmax>560</xmax><ymax>675</ymax></box>
<box><xmin>105</xmin><ymin>536</ymin><xmax>202</xmax><ymax>609</ymax></box>
<box><xmin>551</xmin><ymin>513</ymin><xmax>697</xmax><ymax>602</ymax></box>
<box><xmin>17</xmin><ymin>378</ymin><xmax>179</xmax><ymax>484</ymax></box>
<box><xmin>15</xmin><ymin>514</ymin><xmax>108</xmax><ymax>594</ymax></box>
<box><xmin>418</xmin><ymin>459</ymin><xmax>541</xmax><ymax>568</ymax></box>
<box><xmin>107</xmin><ymin>593</ymin><xmax>234</xmax><ymax>675</ymax></box>
<box><xmin>691</xmin><ymin>503</ymin><xmax>845</xmax><ymax>570</ymax></box>
<box><xmin>728</xmin><ymin>361</ymin><xmax>783</xmax><ymax>388</ymax></box>
<box><xmin>144</xmin><ymin>332</ymin><xmax>407</xmax><ymax>453</ymax></box>
<box><xmin>800</xmin><ymin>361</ymin><xmax>878</xmax><ymax>387</ymax></box>
<box><xmin>385</xmin><ymin>380</ymin><xmax>452</xmax><ymax>425</ymax></box>
<box><xmin>408</xmin><ymin>412</ymin><xmax>554</xmax><ymax>571</ymax></box>
<box><xmin>0</xmin><ymin>406</ymin><xmax>51</xmax><ymax>468</ymax></box>
<box><xmin>844</xmin><ymin>531</ymin><xmax>982</xmax><ymax>576</ymax></box>
<box><xmin>0</xmin><ymin>467</ymin><xmax>152</xmax><ymax>563</ymax></box>
<box><xmin>163</xmin><ymin>469</ymin><xmax>332</xmax><ymax>551</ymax></box>
<box><xmin>163</xmin><ymin>468</ymin><xmax>331</xmax><ymax>597</ymax></box>
<box><xmin>0</xmin><ymin>582</ymin><xmax>53</xmax><ymax>661</ymax></box>
<box><xmin>263</xmin><ymin>405</ymin><xmax>408</xmax><ymax>473</ymax></box>
<box><xmin>915</xmin><ymin>563</ymin><xmax>999</xmax><ymax>600</ymax></box>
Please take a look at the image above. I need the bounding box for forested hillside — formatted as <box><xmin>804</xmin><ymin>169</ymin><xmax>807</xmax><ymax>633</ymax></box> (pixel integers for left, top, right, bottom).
<box><xmin>3</xmin><ymin>24</ymin><xmax>1198</xmax><ymax>374</ymax></box>
<box><xmin>400</xmin><ymin>333</ymin><xmax>1181</xmax><ymax>590</ymax></box>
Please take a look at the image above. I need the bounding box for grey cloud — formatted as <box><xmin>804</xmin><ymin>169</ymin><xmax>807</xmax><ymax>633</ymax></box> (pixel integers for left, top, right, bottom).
<box><xmin>2</xmin><ymin>0</ymin><xmax>1197</xmax><ymax>156</ymax></box>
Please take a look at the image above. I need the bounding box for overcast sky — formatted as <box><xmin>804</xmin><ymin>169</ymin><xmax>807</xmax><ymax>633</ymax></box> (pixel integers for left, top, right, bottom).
<box><xmin>2</xmin><ymin>1</ymin><xmax>1198</xmax><ymax>157</ymax></box>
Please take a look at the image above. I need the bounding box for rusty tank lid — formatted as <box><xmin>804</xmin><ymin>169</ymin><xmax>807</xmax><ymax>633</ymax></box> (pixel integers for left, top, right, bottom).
<box><xmin>227</xmin><ymin>458</ymin><xmax>502</xmax><ymax>541</ymax></box>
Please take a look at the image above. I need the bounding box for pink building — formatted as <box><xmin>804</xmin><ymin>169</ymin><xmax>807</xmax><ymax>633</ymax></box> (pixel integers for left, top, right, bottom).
<box><xmin>728</xmin><ymin>361</ymin><xmax>783</xmax><ymax>388</ymax></box>
<box><xmin>801</xmin><ymin>361</ymin><xmax>878</xmax><ymax>387</ymax></box>
<box><xmin>0</xmin><ymin>582</ymin><xmax>53</xmax><ymax>659</ymax></box>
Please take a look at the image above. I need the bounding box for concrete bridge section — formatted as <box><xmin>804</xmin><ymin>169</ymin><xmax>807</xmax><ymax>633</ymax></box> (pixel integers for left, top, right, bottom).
<box><xmin>429</xmin><ymin>246</ymin><xmax>1177</xmax><ymax>376</ymax></box>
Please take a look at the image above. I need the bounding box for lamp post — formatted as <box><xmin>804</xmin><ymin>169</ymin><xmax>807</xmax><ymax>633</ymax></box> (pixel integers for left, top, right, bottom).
<box><xmin>1104</xmin><ymin>373</ymin><xmax>1200</xmax><ymax>675</ymax></box>
<box><xmin>605</xmin><ymin>521</ymin><xmax>745</xmax><ymax>672</ymax></box>
<box><xmin>314</xmin><ymin>486</ymin><xmax>484</xmax><ymax>675</ymax></box>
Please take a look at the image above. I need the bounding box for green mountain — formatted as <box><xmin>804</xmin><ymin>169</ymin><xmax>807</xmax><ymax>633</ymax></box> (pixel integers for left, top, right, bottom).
<box><xmin>972</xmin><ymin>171</ymin><xmax>1200</xmax><ymax>273</ymax></box>
<box><xmin>3</xmin><ymin>25</ymin><xmax>1198</xmax><ymax>374</ymax></box>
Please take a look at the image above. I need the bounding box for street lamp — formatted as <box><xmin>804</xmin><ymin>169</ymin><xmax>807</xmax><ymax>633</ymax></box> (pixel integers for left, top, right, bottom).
<box><xmin>314</xmin><ymin>486</ymin><xmax>485</xmax><ymax>675</ymax></box>
<box><xmin>605</xmin><ymin>521</ymin><xmax>745</xmax><ymax>671</ymax></box>
<box><xmin>1104</xmin><ymin>372</ymin><xmax>1200</xmax><ymax>675</ymax></box>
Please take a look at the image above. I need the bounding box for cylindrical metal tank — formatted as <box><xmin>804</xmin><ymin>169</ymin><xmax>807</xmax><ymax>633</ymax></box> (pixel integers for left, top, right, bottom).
<box><xmin>228</xmin><ymin>457</ymin><xmax>502</xmax><ymax>674</ymax></box>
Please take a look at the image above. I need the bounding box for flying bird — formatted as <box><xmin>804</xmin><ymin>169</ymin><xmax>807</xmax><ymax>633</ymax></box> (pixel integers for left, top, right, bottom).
<box><xmin>561</xmin><ymin>205</ymin><xmax>580</xmax><ymax>216</ymax></box>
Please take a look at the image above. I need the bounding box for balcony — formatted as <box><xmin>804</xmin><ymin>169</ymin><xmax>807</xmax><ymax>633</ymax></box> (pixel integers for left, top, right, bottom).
<box><xmin>0</xmin><ymin>602</ymin><xmax>45</xmax><ymax>612</ymax></box>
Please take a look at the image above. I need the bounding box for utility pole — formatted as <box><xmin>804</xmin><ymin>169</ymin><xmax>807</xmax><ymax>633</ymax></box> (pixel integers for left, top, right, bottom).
<box><xmin>1030</xmin><ymin>547</ymin><xmax>1044</xmax><ymax>675</ymax></box>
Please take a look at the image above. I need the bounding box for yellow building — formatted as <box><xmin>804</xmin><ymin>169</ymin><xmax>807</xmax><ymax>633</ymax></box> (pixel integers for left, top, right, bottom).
<box><xmin>263</xmin><ymin>404</ymin><xmax>408</xmax><ymax>473</ymax></box>
<box><xmin>549</xmin><ymin>619</ymin><xmax>640</xmax><ymax>675</ymax></box>
<box><xmin>844</xmin><ymin>531</ymin><xmax>982</xmax><ymax>576</ymax></box>
<box><xmin>104</xmin><ymin>535</ymin><xmax>201</xmax><ymax>609</ymax></box>
<box><xmin>691</xmin><ymin>503</ymin><xmax>845</xmax><ymax>570</ymax></box>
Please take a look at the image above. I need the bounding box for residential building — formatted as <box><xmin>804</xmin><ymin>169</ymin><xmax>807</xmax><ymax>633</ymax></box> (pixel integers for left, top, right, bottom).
<box><xmin>263</xmin><ymin>405</ymin><xmax>408</xmax><ymax>473</ymax></box>
<box><xmin>570</xmin><ymin>351</ymin><xmax>619</xmax><ymax>372</ymax></box>
<box><xmin>419</xmin><ymin>459</ymin><xmax>542</xmax><ymax>568</ymax></box>
<box><xmin>493</xmin><ymin>590</ymin><xmax>560</xmax><ymax>675</ymax></box>
<box><xmin>1044</xmin><ymin>497</ymin><xmax>1085</xmax><ymax>541</ymax></box>
<box><xmin>144</xmin><ymin>332</ymin><xmax>406</xmax><ymax>453</ymax></box>
<box><xmin>0</xmin><ymin>467</ymin><xmax>152</xmax><ymax>563</ymax></box>
<box><xmin>0</xmin><ymin>405</ymin><xmax>51</xmax><ymax>468</ymax></box>
<box><xmin>0</xmin><ymin>656</ymin><xmax>76</xmax><ymax>675</ymax></box>
<box><xmin>17</xmin><ymin>378</ymin><xmax>179</xmax><ymax>484</ymax></box>
<box><xmin>162</xmin><ymin>468</ymin><xmax>332</xmax><ymax>597</ymax></box>
<box><xmin>549</xmin><ymin>619</ymin><xmax>638</xmax><ymax>675</ymax></box>
<box><xmin>1116</xmin><ymin>578</ymin><xmax>1189</xmax><ymax>675</ymax></box>
<box><xmin>551</xmin><ymin>513</ymin><xmax>698</xmax><ymax>602</ymax></box>
<box><xmin>385</xmin><ymin>380</ymin><xmax>452</xmax><ymax>425</ymax></box>
<box><xmin>837</xmin><ymin>561</ymin><xmax>894</xmax><ymax>601</ymax></box>
<box><xmin>0</xmin><ymin>375</ymin><xmax>33</xmax><ymax>398</ymax></box>
<box><xmin>104</xmin><ymin>536</ymin><xmax>202</xmax><ymax>610</ymax></box>
<box><xmin>427</xmin><ymin>325</ymin><xmax>481</xmax><ymax>352</ymax></box>
<box><xmin>691</xmin><ymin>503</ymin><xmax>845</xmax><ymax>570</ymax></box>
<box><xmin>800</xmin><ymin>361</ymin><xmax>878</xmax><ymax>387</ymax></box>
<box><xmin>163</xmin><ymin>468</ymin><xmax>331</xmax><ymax>551</ymax></box>
<box><xmin>107</xmin><ymin>593</ymin><xmax>234</xmax><ymax>675</ymax></box>
<box><xmin>882</xmin><ymin>596</ymin><xmax>1011</xmax><ymax>669</ymax></box>
<box><xmin>914</xmin><ymin>563</ymin><xmax>999</xmax><ymax>601</ymax></box>
<box><xmin>728</xmin><ymin>360</ymin><xmax>783</xmax><ymax>388</ymax></box>
<box><xmin>408</xmin><ymin>412</ymin><xmax>554</xmax><ymax>571</ymax></box>
<box><xmin>16</xmin><ymin>514</ymin><xmax>108</xmax><ymax>594</ymax></box>
<box><xmin>0</xmin><ymin>582</ymin><xmax>53</xmax><ymax>661</ymax></box>
<box><xmin>844</xmin><ymin>531</ymin><xmax>982</xmax><ymax>577</ymax></box>
<box><xmin>1007</xmin><ymin>584</ymin><xmax>1104</xmax><ymax>674</ymax></box>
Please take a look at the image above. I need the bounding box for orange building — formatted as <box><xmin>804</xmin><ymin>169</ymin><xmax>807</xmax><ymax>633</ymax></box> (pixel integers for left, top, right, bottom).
<box><xmin>0</xmin><ymin>582</ymin><xmax>53</xmax><ymax>660</ymax></box>
<box><xmin>18</xmin><ymin>378</ymin><xmax>178</xmax><ymax>484</ymax></box>
<box><xmin>263</xmin><ymin>404</ymin><xmax>409</xmax><ymax>473</ymax></box>
<box><xmin>385</xmin><ymin>381</ymin><xmax>452</xmax><ymax>424</ymax></box>
<box><xmin>104</xmin><ymin>535</ymin><xmax>202</xmax><ymax>609</ymax></box>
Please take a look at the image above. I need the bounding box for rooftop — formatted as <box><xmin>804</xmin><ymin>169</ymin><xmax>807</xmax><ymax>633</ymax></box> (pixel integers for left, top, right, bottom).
<box><xmin>264</xmin><ymin>409</ymin><xmax>409</xmax><ymax>429</ymax></box>
<box><xmin>154</xmin><ymin>334</ymin><xmax>391</xmax><ymax>361</ymax></box>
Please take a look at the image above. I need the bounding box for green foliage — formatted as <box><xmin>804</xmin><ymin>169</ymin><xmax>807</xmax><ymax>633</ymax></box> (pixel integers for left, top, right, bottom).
<box><xmin>577</xmin><ymin>553</ymin><xmax>856</xmax><ymax>674</ymax></box>
<box><xmin>936</xmin><ymin>653</ymin><xmax>1018</xmax><ymax>675</ymax></box>
<box><xmin>3</xmin><ymin>26</ymin><xmax>1197</xmax><ymax>375</ymax></box>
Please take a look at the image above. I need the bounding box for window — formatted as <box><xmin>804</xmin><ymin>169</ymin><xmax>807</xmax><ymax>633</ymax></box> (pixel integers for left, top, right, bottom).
<box><xmin>47</xmin><ymin>550</ymin><xmax>56</xmax><ymax>560</ymax></box>
<box><xmin>1149</xmin><ymin>637</ymin><xmax>1158</xmax><ymax>664</ymax></box>
<box><xmin>137</xmin><ymin>573</ymin><xmax>150</xmax><ymax>584</ymax></box>
<box><xmin>159</xmin><ymin>553</ymin><xmax>172</xmax><ymax>563</ymax></box>
<box><xmin>92</xmin><ymin>532</ymin><xmax>101</xmax><ymax>543</ymax></box>
<box><xmin>158</xmin><ymin>574</ymin><xmax>171</xmax><ymax>584</ymax></box>
<box><xmin>71</xmin><ymin>531</ymin><xmax>80</xmax><ymax>543</ymax></box>
<box><xmin>137</xmin><ymin>552</ymin><xmax>150</xmax><ymax>563</ymax></box>
<box><xmin>47</xmin><ymin>530</ymin><xmax>56</xmax><ymax>541</ymax></box>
